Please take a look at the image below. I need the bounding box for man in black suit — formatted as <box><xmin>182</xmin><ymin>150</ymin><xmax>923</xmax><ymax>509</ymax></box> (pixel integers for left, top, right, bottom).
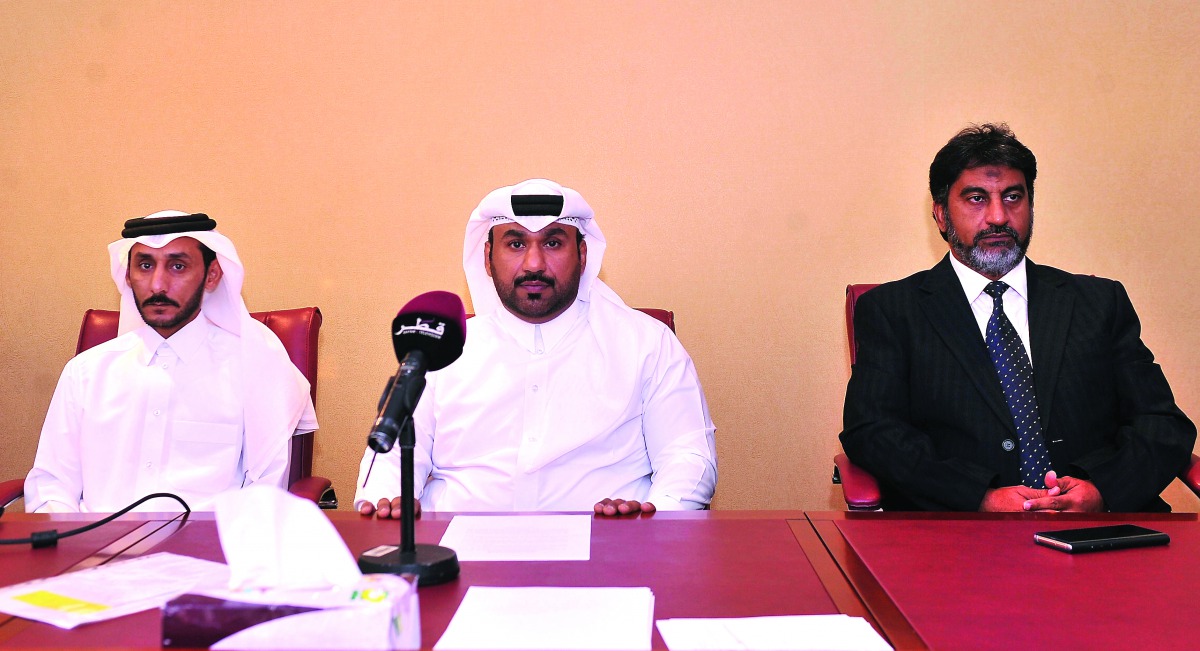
<box><xmin>840</xmin><ymin>124</ymin><xmax>1196</xmax><ymax>512</ymax></box>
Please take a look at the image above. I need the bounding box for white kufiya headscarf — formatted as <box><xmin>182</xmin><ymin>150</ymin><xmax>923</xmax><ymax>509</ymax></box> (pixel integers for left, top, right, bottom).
<box><xmin>109</xmin><ymin>210</ymin><xmax>247</xmax><ymax>336</ymax></box>
<box><xmin>107</xmin><ymin>210</ymin><xmax>316</xmax><ymax>483</ymax></box>
<box><xmin>463</xmin><ymin>178</ymin><xmax>623</xmax><ymax>315</ymax></box>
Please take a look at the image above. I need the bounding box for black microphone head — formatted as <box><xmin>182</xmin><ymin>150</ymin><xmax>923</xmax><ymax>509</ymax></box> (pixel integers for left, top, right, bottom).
<box><xmin>392</xmin><ymin>291</ymin><xmax>466</xmax><ymax>371</ymax></box>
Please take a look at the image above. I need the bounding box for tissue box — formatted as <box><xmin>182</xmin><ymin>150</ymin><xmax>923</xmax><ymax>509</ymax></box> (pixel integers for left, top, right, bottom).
<box><xmin>162</xmin><ymin>574</ymin><xmax>419</xmax><ymax>650</ymax></box>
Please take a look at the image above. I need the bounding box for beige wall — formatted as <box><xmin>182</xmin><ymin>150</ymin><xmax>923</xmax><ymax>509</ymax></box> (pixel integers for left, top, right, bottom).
<box><xmin>3</xmin><ymin>1</ymin><xmax>1199</xmax><ymax>511</ymax></box>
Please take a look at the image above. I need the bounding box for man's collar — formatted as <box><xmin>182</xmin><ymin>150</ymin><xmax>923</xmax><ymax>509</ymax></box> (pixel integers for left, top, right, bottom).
<box><xmin>133</xmin><ymin>314</ymin><xmax>213</xmax><ymax>365</ymax></box>
<box><xmin>947</xmin><ymin>254</ymin><xmax>1029</xmax><ymax>302</ymax></box>
<box><xmin>494</xmin><ymin>297</ymin><xmax>586</xmax><ymax>354</ymax></box>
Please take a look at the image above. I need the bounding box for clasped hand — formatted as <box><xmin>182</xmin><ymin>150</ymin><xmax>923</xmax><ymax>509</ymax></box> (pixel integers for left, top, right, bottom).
<box><xmin>979</xmin><ymin>471</ymin><xmax>1105</xmax><ymax>512</ymax></box>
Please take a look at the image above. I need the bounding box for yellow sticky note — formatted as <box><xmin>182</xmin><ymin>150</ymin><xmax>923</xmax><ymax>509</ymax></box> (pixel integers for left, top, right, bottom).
<box><xmin>13</xmin><ymin>590</ymin><xmax>110</xmax><ymax>615</ymax></box>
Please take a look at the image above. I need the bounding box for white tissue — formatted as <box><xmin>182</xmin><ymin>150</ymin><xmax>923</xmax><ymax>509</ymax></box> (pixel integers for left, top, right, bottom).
<box><xmin>214</xmin><ymin>484</ymin><xmax>362</xmax><ymax>590</ymax></box>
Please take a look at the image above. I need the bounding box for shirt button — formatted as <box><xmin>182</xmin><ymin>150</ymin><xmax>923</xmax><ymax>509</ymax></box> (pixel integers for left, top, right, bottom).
<box><xmin>154</xmin><ymin>409</ymin><xmax>162</xmax><ymax>416</ymax></box>
<box><xmin>532</xmin><ymin>385</ymin><xmax>539</xmax><ymax>392</ymax></box>
<box><xmin>145</xmin><ymin>462</ymin><xmax>152</xmax><ymax>469</ymax></box>
<box><xmin>161</xmin><ymin>363</ymin><xmax>169</xmax><ymax>369</ymax></box>
<box><xmin>535</xmin><ymin>349</ymin><xmax>544</xmax><ymax>355</ymax></box>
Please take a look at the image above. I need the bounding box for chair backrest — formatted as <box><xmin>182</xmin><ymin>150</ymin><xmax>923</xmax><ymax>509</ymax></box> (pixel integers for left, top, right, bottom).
<box><xmin>462</xmin><ymin>308</ymin><xmax>676</xmax><ymax>333</ymax></box>
<box><xmin>76</xmin><ymin>307</ymin><xmax>323</xmax><ymax>486</ymax></box>
<box><xmin>634</xmin><ymin>308</ymin><xmax>675</xmax><ymax>333</ymax></box>
<box><xmin>845</xmin><ymin>284</ymin><xmax>879</xmax><ymax>364</ymax></box>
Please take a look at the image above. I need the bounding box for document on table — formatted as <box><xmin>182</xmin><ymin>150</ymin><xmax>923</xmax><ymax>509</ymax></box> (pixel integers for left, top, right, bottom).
<box><xmin>434</xmin><ymin>586</ymin><xmax>654</xmax><ymax>650</ymax></box>
<box><xmin>0</xmin><ymin>552</ymin><xmax>228</xmax><ymax>629</ymax></box>
<box><xmin>438</xmin><ymin>514</ymin><xmax>591</xmax><ymax>561</ymax></box>
<box><xmin>656</xmin><ymin>614</ymin><xmax>892</xmax><ymax>651</ymax></box>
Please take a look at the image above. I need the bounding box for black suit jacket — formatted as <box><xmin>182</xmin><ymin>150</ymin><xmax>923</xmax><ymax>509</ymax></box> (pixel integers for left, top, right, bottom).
<box><xmin>840</xmin><ymin>256</ymin><xmax>1196</xmax><ymax>511</ymax></box>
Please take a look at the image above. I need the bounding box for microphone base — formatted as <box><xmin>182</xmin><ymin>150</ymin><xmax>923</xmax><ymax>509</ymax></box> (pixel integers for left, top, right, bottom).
<box><xmin>358</xmin><ymin>544</ymin><xmax>460</xmax><ymax>586</ymax></box>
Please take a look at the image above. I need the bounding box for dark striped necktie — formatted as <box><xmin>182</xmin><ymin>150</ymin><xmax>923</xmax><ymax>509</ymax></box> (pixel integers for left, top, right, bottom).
<box><xmin>984</xmin><ymin>281</ymin><xmax>1052</xmax><ymax>489</ymax></box>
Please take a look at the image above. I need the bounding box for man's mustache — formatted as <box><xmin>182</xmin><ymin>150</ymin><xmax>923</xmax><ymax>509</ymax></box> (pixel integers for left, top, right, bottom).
<box><xmin>514</xmin><ymin>272</ymin><xmax>555</xmax><ymax>288</ymax></box>
<box><xmin>141</xmin><ymin>294</ymin><xmax>180</xmax><ymax>308</ymax></box>
<box><xmin>973</xmin><ymin>225</ymin><xmax>1020</xmax><ymax>244</ymax></box>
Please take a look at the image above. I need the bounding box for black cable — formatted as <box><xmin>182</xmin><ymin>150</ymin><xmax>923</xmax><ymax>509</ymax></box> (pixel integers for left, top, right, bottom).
<box><xmin>0</xmin><ymin>492</ymin><xmax>190</xmax><ymax>548</ymax></box>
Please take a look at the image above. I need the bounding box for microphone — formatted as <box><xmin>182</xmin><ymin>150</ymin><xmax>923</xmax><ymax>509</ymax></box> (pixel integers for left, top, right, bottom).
<box><xmin>367</xmin><ymin>291</ymin><xmax>466</xmax><ymax>454</ymax></box>
<box><xmin>359</xmin><ymin>291</ymin><xmax>466</xmax><ymax>587</ymax></box>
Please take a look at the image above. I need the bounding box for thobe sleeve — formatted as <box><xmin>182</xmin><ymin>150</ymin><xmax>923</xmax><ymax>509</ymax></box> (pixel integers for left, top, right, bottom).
<box><xmin>641</xmin><ymin>329</ymin><xmax>718</xmax><ymax>509</ymax></box>
<box><xmin>352</xmin><ymin>375</ymin><xmax>437</xmax><ymax>510</ymax></box>
<box><xmin>24</xmin><ymin>362</ymin><xmax>86</xmax><ymax>513</ymax></box>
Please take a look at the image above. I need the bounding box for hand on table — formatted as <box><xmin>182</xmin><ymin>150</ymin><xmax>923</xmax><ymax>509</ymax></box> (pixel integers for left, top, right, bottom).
<box><xmin>594</xmin><ymin>498</ymin><xmax>656</xmax><ymax>517</ymax></box>
<box><xmin>1022</xmin><ymin>471</ymin><xmax>1105</xmax><ymax>512</ymax></box>
<box><xmin>359</xmin><ymin>497</ymin><xmax>422</xmax><ymax>519</ymax></box>
<box><xmin>979</xmin><ymin>485</ymin><xmax>1049</xmax><ymax>512</ymax></box>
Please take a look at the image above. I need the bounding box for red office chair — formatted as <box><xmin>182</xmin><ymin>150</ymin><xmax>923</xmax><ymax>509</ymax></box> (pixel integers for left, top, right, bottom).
<box><xmin>3</xmin><ymin>307</ymin><xmax>336</xmax><ymax>511</ymax></box>
<box><xmin>834</xmin><ymin>284</ymin><xmax>1200</xmax><ymax>510</ymax></box>
<box><xmin>635</xmin><ymin>308</ymin><xmax>675</xmax><ymax>333</ymax></box>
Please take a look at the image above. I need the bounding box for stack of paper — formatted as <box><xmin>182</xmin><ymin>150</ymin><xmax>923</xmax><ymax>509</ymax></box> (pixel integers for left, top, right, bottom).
<box><xmin>0</xmin><ymin>552</ymin><xmax>227</xmax><ymax>629</ymax></box>
<box><xmin>434</xmin><ymin>586</ymin><xmax>654</xmax><ymax>650</ymax></box>
<box><xmin>438</xmin><ymin>514</ymin><xmax>592</xmax><ymax>561</ymax></box>
<box><xmin>656</xmin><ymin>614</ymin><xmax>892</xmax><ymax>651</ymax></box>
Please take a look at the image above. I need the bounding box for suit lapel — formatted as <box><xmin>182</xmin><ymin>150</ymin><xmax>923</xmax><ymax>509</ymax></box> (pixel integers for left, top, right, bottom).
<box><xmin>1026</xmin><ymin>260</ymin><xmax>1072</xmax><ymax>428</ymax></box>
<box><xmin>917</xmin><ymin>256</ymin><xmax>1016</xmax><ymax>433</ymax></box>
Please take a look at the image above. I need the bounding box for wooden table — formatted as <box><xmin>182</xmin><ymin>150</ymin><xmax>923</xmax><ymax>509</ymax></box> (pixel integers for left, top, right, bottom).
<box><xmin>808</xmin><ymin>511</ymin><xmax>1200</xmax><ymax>651</ymax></box>
<box><xmin>0</xmin><ymin>510</ymin><xmax>875</xmax><ymax>649</ymax></box>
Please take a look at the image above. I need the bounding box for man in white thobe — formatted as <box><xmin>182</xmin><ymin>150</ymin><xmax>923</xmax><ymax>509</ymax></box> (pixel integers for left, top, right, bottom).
<box><xmin>25</xmin><ymin>211</ymin><xmax>317</xmax><ymax>512</ymax></box>
<box><xmin>356</xmin><ymin>179</ymin><xmax>717</xmax><ymax>516</ymax></box>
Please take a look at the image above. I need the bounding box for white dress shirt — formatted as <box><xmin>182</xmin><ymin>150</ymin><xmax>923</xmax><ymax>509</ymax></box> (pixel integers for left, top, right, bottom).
<box><xmin>25</xmin><ymin>315</ymin><xmax>312</xmax><ymax>513</ymax></box>
<box><xmin>355</xmin><ymin>297</ymin><xmax>718</xmax><ymax>512</ymax></box>
<box><xmin>948</xmin><ymin>255</ymin><xmax>1033</xmax><ymax>362</ymax></box>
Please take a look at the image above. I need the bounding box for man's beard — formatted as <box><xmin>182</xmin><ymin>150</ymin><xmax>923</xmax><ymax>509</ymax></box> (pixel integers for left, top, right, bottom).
<box><xmin>945</xmin><ymin>215</ymin><xmax>1033</xmax><ymax>278</ymax></box>
<box><xmin>136</xmin><ymin>281</ymin><xmax>205</xmax><ymax>331</ymax></box>
<box><xmin>493</xmin><ymin>269</ymin><xmax>581</xmax><ymax>321</ymax></box>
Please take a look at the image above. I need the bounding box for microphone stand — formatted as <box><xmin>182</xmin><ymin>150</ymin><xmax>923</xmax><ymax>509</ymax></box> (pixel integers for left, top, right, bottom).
<box><xmin>358</xmin><ymin>401</ymin><xmax>459</xmax><ymax>586</ymax></box>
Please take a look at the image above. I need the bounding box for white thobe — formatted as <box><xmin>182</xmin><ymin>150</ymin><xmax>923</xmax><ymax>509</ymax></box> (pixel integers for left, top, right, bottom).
<box><xmin>25</xmin><ymin>315</ymin><xmax>313</xmax><ymax>513</ymax></box>
<box><xmin>355</xmin><ymin>298</ymin><xmax>718</xmax><ymax>512</ymax></box>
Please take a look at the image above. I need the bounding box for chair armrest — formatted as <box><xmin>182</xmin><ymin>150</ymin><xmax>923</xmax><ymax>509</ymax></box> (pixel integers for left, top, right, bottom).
<box><xmin>834</xmin><ymin>453</ymin><xmax>882</xmax><ymax>511</ymax></box>
<box><xmin>288</xmin><ymin>476</ymin><xmax>333</xmax><ymax>506</ymax></box>
<box><xmin>0</xmin><ymin>478</ymin><xmax>24</xmax><ymax>509</ymax></box>
<box><xmin>1181</xmin><ymin>454</ymin><xmax>1200</xmax><ymax>497</ymax></box>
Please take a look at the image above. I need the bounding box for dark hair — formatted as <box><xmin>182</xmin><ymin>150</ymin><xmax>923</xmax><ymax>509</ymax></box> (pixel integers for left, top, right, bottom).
<box><xmin>198</xmin><ymin>242</ymin><xmax>216</xmax><ymax>269</ymax></box>
<box><xmin>929</xmin><ymin>123</ymin><xmax>1037</xmax><ymax>208</ymax></box>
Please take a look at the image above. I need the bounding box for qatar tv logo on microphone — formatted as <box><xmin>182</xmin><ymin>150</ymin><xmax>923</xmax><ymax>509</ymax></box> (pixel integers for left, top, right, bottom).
<box><xmin>395</xmin><ymin>318</ymin><xmax>446</xmax><ymax>339</ymax></box>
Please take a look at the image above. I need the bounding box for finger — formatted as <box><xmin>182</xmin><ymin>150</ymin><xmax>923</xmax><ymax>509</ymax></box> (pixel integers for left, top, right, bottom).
<box><xmin>1044</xmin><ymin>470</ymin><xmax>1059</xmax><ymax>489</ymax></box>
<box><xmin>618</xmin><ymin>501</ymin><xmax>641</xmax><ymax>514</ymax></box>
<box><xmin>1025</xmin><ymin>496</ymin><xmax>1060</xmax><ymax>511</ymax></box>
<box><xmin>375</xmin><ymin>498</ymin><xmax>392</xmax><ymax>519</ymax></box>
<box><xmin>389</xmin><ymin>497</ymin><xmax>404</xmax><ymax>520</ymax></box>
<box><xmin>642</xmin><ymin>502</ymin><xmax>656</xmax><ymax>513</ymax></box>
<box><xmin>359</xmin><ymin>502</ymin><xmax>377</xmax><ymax>516</ymax></box>
<box><xmin>413</xmin><ymin>501</ymin><xmax>422</xmax><ymax>518</ymax></box>
<box><xmin>594</xmin><ymin>502</ymin><xmax>606</xmax><ymax>514</ymax></box>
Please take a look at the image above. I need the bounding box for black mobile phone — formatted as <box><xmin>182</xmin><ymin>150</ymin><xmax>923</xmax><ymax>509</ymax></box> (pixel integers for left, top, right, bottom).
<box><xmin>1033</xmin><ymin>524</ymin><xmax>1170</xmax><ymax>554</ymax></box>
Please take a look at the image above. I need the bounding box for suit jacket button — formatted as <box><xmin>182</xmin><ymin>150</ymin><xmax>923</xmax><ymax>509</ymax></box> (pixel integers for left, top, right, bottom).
<box><xmin>1001</xmin><ymin>439</ymin><xmax>1016</xmax><ymax>452</ymax></box>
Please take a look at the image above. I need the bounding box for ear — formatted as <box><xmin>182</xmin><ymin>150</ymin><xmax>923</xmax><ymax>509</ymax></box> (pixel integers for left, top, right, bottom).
<box><xmin>578</xmin><ymin>238</ymin><xmax>587</xmax><ymax>269</ymax></box>
<box><xmin>204</xmin><ymin>259</ymin><xmax>224</xmax><ymax>292</ymax></box>
<box><xmin>483</xmin><ymin>241</ymin><xmax>493</xmax><ymax>278</ymax></box>
<box><xmin>932</xmin><ymin>203</ymin><xmax>949</xmax><ymax>237</ymax></box>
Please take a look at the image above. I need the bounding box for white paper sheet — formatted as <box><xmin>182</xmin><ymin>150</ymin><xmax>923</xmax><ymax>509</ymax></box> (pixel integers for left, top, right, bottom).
<box><xmin>656</xmin><ymin>614</ymin><xmax>892</xmax><ymax>651</ymax></box>
<box><xmin>0</xmin><ymin>552</ymin><xmax>228</xmax><ymax>629</ymax></box>
<box><xmin>438</xmin><ymin>514</ymin><xmax>591</xmax><ymax>561</ymax></box>
<box><xmin>434</xmin><ymin>586</ymin><xmax>654</xmax><ymax>650</ymax></box>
